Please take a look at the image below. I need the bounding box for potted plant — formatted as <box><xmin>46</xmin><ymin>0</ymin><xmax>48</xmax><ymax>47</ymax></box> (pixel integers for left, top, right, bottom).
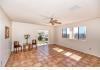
<box><xmin>38</xmin><ymin>33</ymin><xmax>43</xmax><ymax>41</ymax></box>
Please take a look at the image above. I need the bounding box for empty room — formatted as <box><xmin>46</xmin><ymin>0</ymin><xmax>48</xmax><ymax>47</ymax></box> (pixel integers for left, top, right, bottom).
<box><xmin>0</xmin><ymin>0</ymin><xmax>100</xmax><ymax>67</ymax></box>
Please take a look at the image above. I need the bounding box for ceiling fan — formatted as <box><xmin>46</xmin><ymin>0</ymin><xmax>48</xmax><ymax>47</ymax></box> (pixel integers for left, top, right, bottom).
<box><xmin>40</xmin><ymin>15</ymin><xmax>61</xmax><ymax>25</ymax></box>
<box><xmin>49</xmin><ymin>18</ymin><xmax>61</xmax><ymax>25</ymax></box>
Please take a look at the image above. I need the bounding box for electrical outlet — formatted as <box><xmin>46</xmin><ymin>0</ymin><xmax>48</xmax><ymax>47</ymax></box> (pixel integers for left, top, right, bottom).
<box><xmin>89</xmin><ymin>48</ymin><xmax>92</xmax><ymax>50</ymax></box>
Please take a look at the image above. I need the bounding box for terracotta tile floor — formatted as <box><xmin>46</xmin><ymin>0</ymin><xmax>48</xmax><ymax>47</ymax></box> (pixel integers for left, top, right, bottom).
<box><xmin>6</xmin><ymin>44</ymin><xmax>100</xmax><ymax>67</ymax></box>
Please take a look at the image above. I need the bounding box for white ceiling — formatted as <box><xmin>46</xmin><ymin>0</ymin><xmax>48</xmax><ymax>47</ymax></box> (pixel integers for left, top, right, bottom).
<box><xmin>0</xmin><ymin>0</ymin><xmax>100</xmax><ymax>25</ymax></box>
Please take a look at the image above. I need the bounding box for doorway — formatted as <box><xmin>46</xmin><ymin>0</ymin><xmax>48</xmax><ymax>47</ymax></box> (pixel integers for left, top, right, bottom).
<box><xmin>37</xmin><ymin>30</ymin><xmax>48</xmax><ymax>46</ymax></box>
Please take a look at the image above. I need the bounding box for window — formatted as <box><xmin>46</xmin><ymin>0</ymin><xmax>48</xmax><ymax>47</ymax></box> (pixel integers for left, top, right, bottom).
<box><xmin>62</xmin><ymin>26</ymin><xmax>86</xmax><ymax>40</ymax></box>
<box><xmin>67</xmin><ymin>27</ymin><xmax>74</xmax><ymax>39</ymax></box>
<box><xmin>74</xmin><ymin>27</ymin><xmax>78</xmax><ymax>39</ymax></box>
<box><xmin>67</xmin><ymin>28</ymin><xmax>70</xmax><ymax>38</ymax></box>
<box><xmin>69</xmin><ymin>28</ymin><xmax>74</xmax><ymax>39</ymax></box>
<box><xmin>62</xmin><ymin>28</ymin><xmax>67</xmax><ymax>38</ymax></box>
<box><xmin>78</xmin><ymin>26</ymin><xmax>86</xmax><ymax>40</ymax></box>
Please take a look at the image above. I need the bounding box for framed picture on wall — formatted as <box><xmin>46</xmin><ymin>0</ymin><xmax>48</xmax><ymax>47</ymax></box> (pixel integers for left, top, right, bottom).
<box><xmin>62</xmin><ymin>28</ymin><xmax>67</xmax><ymax>38</ymax></box>
<box><xmin>5</xmin><ymin>26</ymin><xmax>9</xmax><ymax>39</ymax></box>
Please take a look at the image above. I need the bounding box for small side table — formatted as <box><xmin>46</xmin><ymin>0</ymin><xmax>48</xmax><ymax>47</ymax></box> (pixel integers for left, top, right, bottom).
<box><xmin>28</xmin><ymin>44</ymin><xmax>33</xmax><ymax>51</ymax></box>
<box><xmin>23</xmin><ymin>43</ymin><xmax>33</xmax><ymax>52</ymax></box>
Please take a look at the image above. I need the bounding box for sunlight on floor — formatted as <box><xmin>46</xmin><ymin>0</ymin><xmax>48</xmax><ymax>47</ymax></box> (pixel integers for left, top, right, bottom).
<box><xmin>53</xmin><ymin>47</ymin><xmax>82</xmax><ymax>61</ymax></box>
<box><xmin>64</xmin><ymin>52</ymin><xmax>73</xmax><ymax>56</ymax></box>
<box><xmin>53</xmin><ymin>48</ymin><xmax>64</xmax><ymax>52</ymax></box>
<box><xmin>37</xmin><ymin>43</ymin><xmax>47</xmax><ymax>46</ymax></box>
<box><xmin>57</xmin><ymin>49</ymin><xmax>64</xmax><ymax>52</ymax></box>
<box><xmin>69</xmin><ymin>54</ymin><xmax>82</xmax><ymax>61</ymax></box>
<box><xmin>63</xmin><ymin>52</ymin><xmax>82</xmax><ymax>61</ymax></box>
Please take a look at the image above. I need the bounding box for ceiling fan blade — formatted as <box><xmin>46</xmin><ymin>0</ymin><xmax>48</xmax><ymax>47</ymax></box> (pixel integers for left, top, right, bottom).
<box><xmin>55</xmin><ymin>22</ymin><xmax>61</xmax><ymax>24</ymax></box>
<box><xmin>54</xmin><ymin>19</ymin><xmax>58</xmax><ymax>23</ymax></box>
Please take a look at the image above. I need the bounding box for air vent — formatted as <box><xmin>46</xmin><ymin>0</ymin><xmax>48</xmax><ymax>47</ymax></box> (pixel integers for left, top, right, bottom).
<box><xmin>69</xmin><ymin>5</ymin><xmax>80</xmax><ymax>11</ymax></box>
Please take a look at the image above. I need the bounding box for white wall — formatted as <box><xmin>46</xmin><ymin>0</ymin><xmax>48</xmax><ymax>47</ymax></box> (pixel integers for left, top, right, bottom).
<box><xmin>12</xmin><ymin>22</ymin><xmax>55</xmax><ymax>51</ymax></box>
<box><xmin>0</xmin><ymin>7</ymin><xmax>11</xmax><ymax>66</ymax></box>
<box><xmin>55</xmin><ymin>18</ymin><xmax>100</xmax><ymax>57</ymax></box>
<box><xmin>97</xmin><ymin>0</ymin><xmax>100</xmax><ymax>17</ymax></box>
<box><xmin>99</xmin><ymin>0</ymin><xmax>100</xmax><ymax>17</ymax></box>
